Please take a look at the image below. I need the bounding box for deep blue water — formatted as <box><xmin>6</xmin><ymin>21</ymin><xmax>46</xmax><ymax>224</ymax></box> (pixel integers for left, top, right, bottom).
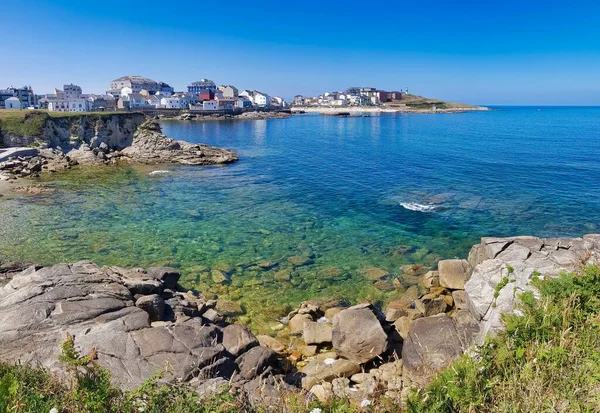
<box><xmin>1</xmin><ymin>107</ymin><xmax>599</xmax><ymax>331</ymax></box>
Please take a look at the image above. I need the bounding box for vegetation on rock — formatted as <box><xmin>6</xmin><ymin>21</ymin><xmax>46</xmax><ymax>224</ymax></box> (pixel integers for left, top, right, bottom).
<box><xmin>408</xmin><ymin>263</ymin><xmax>600</xmax><ymax>412</ymax></box>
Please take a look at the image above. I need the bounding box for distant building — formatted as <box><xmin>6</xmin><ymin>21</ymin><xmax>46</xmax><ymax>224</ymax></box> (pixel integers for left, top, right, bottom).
<box><xmin>188</xmin><ymin>79</ymin><xmax>217</xmax><ymax>94</ymax></box>
<box><xmin>0</xmin><ymin>86</ymin><xmax>36</xmax><ymax>109</ymax></box>
<box><xmin>249</xmin><ymin>91</ymin><xmax>270</xmax><ymax>108</ymax></box>
<box><xmin>146</xmin><ymin>95</ymin><xmax>162</xmax><ymax>108</ymax></box>
<box><xmin>239</xmin><ymin>90</ymin><xmax>254</xmax><ymax>104</ymax></box>
<box><xmin>109</xmin><ymin>76</ymin><xmax>173</xmax><ymax>96</ymax></box>
<box><xmin>293</xmin><ymin>95</ymin><xmax>305</xmax><ymax>105</ymax></box>
<box><xmin>271</xmin><ymin>96</ymin><xmax>287</xmax><ymax>108</ymax></box>
<box><xmin>202</xmin><ymin>100</ymin><xmax>218</xmax><ymax>110</ymax></box>
<box><xmin>388</xmin><ymin>91</ymin><xmax>403</xmax><ymax>100</ymax></box>
<box><xmin>161</xmin><ymin>97</ymin><xmax>184</xmax><ymax>109</ymax></box>
<box><xmin>198</xmin><ymin>89</ymin><xmax>215</xmax><ymax>101</ymax></box>
<box><xmin>217</xmin><ymin>85</ymin><xmax>238</xmax><ymax>98</ymax></box>
<box><xmin>48</xmin><ymin>84</ymin><xmax>89</xmax><ymax>112</ymax></box>
<box><xmin>5</xmin><ymin>97</ymin><xmax>20</xmax><ymax>109</ymax></box>
<box><xmin>236</xmin><ymin>96</ymin><xmax>253</xmax><ymax>109</ymax></box>
<box><xmin>215</xmin><ymin>96</ymin><xmax>236</xmax><ymax>109</ymax></box>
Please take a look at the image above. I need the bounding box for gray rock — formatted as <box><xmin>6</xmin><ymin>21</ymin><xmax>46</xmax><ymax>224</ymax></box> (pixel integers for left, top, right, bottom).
<box><xmin>438</xmin><ymin>259</ymin><xmax>472</xmax><ymax>290</ymax></box>
<box><xmin>146</xmin><ymin>267</ymin><xmax>180</xmax><ymax>290</ymax></box>
<box><xmin>222</xmin><ymin>324</ymin><xmax>258</xmax><ymax>356</ymax></box>
<box><xmin>303</xmin><ymin>321</ymin><xmax>333</xmax><ymax>345</ymax></box>
<box><xmin>331</xmin><ymin>304</ymin><xmax>388</xmax><ymax>364</ymax></box>
<box><xmin>300</xmin><ymin>358</ymin><xmax>361</xmax><ymax>390</ymax></box>
<box><xmin>234</xmin><ymin>346</ymin><xmax>280</xmax><ymax>382</ymax></box>
<box><xmin>135</xmin><ymin>294</ymin><xmax>165</xmax><ymax>321</ymax></box>
<box><xmin>402</xmin><ymin>314</ymin><xmax>464</xmax><ymax>386</ymax></box>
<box><xmin>0</xmin><ymin>261</ymin><xmax>277</xmax><ymax>393</ymax></box>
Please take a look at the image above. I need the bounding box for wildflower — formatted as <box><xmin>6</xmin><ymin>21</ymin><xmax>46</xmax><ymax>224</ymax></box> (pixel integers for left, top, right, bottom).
<box><xmin>361</xmin><ymin>399</ymin><xmax>372</xmax><ymax>407</ymax></box>
<box><xmin>309</xmin><ymin>408</ymin><xmax>323</xmax><ymax>413</ymax></box>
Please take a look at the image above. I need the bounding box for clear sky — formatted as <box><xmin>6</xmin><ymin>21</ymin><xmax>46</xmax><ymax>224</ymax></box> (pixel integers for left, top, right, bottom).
<box><xmin>2</xmin><ymin>0</ymin><xmax>600</xmax><ymax>105</ymax></box>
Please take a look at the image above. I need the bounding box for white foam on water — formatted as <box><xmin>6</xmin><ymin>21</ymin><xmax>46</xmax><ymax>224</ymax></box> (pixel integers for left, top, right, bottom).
<box><xmin>148</xmin><ymin>170</ymin><xmax>170</xmax><ymax>176</ymax></box>
<box><xmin>399</xmin><ymin>202</ymin><xmax>436</xmax><ymax>212</ymax></box>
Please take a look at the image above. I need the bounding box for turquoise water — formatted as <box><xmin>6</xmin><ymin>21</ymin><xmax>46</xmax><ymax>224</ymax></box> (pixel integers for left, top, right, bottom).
<box><xmin>1</xmin><ymin>107</ymin><xmax>600</xmax><ymax>332</ymax></box>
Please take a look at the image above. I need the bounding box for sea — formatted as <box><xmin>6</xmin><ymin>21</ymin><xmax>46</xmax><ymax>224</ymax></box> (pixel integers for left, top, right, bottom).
<box><xmin>1</xmin><ymin>107</ymin><xmax>599</xmax><ymax>331</ymax></box>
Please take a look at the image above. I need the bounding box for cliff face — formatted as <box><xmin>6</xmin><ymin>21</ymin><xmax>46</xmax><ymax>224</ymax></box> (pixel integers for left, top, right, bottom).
<box><xmin>1</xmin><ymin>112</ymin><xmax>146</xmax><ymax>150</ymax></box>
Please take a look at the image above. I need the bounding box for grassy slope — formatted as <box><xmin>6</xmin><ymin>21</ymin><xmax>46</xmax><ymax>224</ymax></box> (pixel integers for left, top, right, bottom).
<box><xmin>408</xmin><ymin>264</ymin><xmax>600</xmax><ymax>412</ymax></box>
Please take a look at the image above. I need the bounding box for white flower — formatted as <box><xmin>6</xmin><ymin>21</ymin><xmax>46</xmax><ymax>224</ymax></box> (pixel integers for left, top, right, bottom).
<box><xmin>49</xmin><ymin>409</ymin><xmax>59</xmax><ymax>413</ymax></box>
<box><xmin>309</xmin><ymin>408</ymin><xmax>323</xmax><ymax>413</ymax></box>
<box><xmin>323</xmin><ymin>358</ymin><xmax>336</xmax><ymax>365</ymax></box>
<box><xmin>360</xmin><ymin>399</ymin><xmax>372</xmax><ymax>407</ymax></box>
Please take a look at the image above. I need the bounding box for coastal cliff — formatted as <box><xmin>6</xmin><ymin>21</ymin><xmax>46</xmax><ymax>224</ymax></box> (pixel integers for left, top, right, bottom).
<box><xmin>0</xmin><ymin>111</ymin><xmax>146</xmax><ymax>150</ymax></box>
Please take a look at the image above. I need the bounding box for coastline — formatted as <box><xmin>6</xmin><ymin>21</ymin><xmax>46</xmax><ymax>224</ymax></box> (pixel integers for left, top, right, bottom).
<box><xmin>292</xmin><ymin>105</ymin><xmax>490</xmax><ymax>114</ymax></box>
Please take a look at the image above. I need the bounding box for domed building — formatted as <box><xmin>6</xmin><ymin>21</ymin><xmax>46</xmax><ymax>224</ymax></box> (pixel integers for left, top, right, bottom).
<box><xmin>187</xmin><ymin>79</ymin><xmax>217</xmax><ymax>94</ymax></box>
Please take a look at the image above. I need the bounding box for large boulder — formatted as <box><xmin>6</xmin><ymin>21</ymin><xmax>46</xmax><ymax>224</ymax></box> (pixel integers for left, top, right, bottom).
<box><xmin>438</xmin><ymin>259</ymin><xmax>472</xmax><ymax>290</ymax></box>
<box><xmin>402</xmin><ymin>314</ymin><xmax>464</xmax><ymax>386</ymax></box>
<box><xmin>331</xmin><ymin>304</ymin><xmax>388</xmax><ymax>364</ymax></box>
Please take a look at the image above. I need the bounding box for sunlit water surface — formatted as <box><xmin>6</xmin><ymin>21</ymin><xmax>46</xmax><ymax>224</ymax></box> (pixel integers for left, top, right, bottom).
<box><xmin>2</xmin><ymin>107</ymin><xmax>599</xmax><ymax>332</ymax></box>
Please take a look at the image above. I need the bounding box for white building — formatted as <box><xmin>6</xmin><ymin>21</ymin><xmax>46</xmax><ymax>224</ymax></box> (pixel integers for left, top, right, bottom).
<box><xmin>161</xmin><ymin>97</ymin><xmax>184</xmax><ymax>109</ymax></box>
<box><xmin>253</xmin><ymin>91</ymin><xmax>270</xmax><ymax>108</ymax></box>
<box><xmin>48</xmin><ymin>84</ymin><xmax>89</xmax><ymax>112</ymax></box>
<box><xmin>202</xmin><ymin>100</ymin><xmax>218</xmax><ymax>110</ymax></box>
<box><xmin>109</xmin><ymin>76</ymin><xmax>173</xmax><ymax>96</ymax></box>
<box><xmin>68</xmin><ymin>99</ymin><xmax>87</xmax><ymax>112</ymax></box>
<box><xmin>236</xmin><ymin>96</ymin><xmax>253</xmax><ymax>109</ymax></box>
<box><xmin>239</xmin><ymin>90</ymin><xmax>255</xmax><ymax>104</ymax></box>
<box><xmin>5</xmin><ymin>97</ymin><xmax>20</xmax><ymax>109</ymax></box>
<box><xmin>271</xmin><ymin>96</ymin><xmax>287</xmax><ymax>107</ymax></box>
<box><xmin>218</xmin><ymin>85</ymin><xmax>238</xmax><ymax>98</ymax></box>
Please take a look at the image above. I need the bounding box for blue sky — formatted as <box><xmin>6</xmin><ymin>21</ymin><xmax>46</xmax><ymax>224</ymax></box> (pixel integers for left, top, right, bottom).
<box><xmin>2</xmin><ymin>0</ymin><xmax>600</xmax><ymax>104</ymax></box>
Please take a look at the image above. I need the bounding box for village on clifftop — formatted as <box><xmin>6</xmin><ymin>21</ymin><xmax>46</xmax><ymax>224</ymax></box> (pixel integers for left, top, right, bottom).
<box><xmin>0</xmin><ymin>76</ymin><xmax>408</xmax><ymax>113</ymax></box>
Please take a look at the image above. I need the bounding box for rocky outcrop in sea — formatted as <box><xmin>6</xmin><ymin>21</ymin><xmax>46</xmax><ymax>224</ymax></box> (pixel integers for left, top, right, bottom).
<box><xmin>0</xmin><ymin>117</ymin><xmax>238</xmax><ymax>185</ymax></box>
<box><xmin>1</xmin><ymin>234</ymin><xmax>598</xmax><ymax>408</ymax></box>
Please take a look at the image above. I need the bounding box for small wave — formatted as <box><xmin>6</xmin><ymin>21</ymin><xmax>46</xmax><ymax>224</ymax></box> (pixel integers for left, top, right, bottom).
<box><xmin>400</xmin><ymin>202</ymin><xmax>436</xmax><ymax>212</ymax></box>
<box><xmin>148</xmin><ymin>170</ymin><xmax>170</xmax><ymax>176</ymax></box>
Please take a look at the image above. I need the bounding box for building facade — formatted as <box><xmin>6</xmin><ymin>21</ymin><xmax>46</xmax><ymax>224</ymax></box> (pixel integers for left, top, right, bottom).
<box><xmin>5</xmin><ymin>97</ymin><xmax>20</xmax><ymax>109</ymax></box>
<box><xmin>109</xmin><ymin>76</ymin><xmax>173</xmax><ymax>96</ymax></box>
<box><xmin>188</xmin><ymin>79</ymin><xmax>217</xmax><ymax>94</ymax></box>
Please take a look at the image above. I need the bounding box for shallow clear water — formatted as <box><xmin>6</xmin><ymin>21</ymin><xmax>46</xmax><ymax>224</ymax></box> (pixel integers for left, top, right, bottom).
<box><xmin>1</xmin><ymin>107</ymin><xmax>600</xmax><ymax>332</ymax></box>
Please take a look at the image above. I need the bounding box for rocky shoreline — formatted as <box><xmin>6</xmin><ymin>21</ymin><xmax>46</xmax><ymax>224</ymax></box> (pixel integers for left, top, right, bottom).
<box><xmin>1</xmin><ymin>234</ymin><xmax>598</xmax><ymax>409</ymax></box>
<box><xmin>291</xmin><ymin>106</ymin><xmax>490</xmax><ymax>115</ymax></box>
<box><xmin>177</xmin><ymin>111</ymin><xmax>292</xmax><ymax>121</ymax></box>
<box><xmin>0</xmin><ymin>118</ymin><xmax>237</xmax><ymax>193</ymax></box>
